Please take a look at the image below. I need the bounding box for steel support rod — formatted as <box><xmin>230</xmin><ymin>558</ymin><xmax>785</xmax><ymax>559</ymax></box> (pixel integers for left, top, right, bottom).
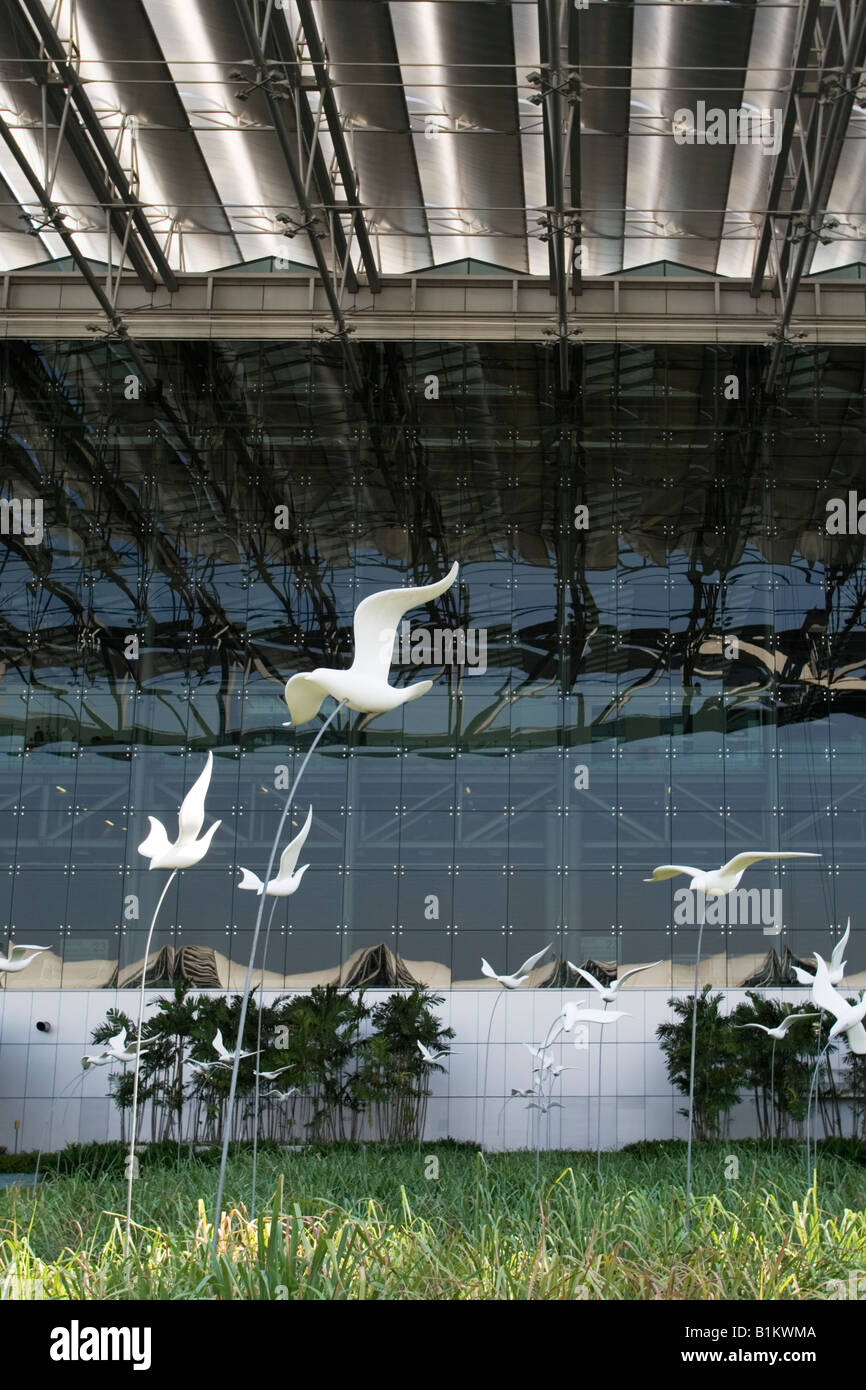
<box><xmin>295</xmin><ymin>0</ymin><xmax>381</xmax><ymax>293</ymax></box>
<box><xmin>232</xmin><ymin>0</ymin><xmax>364</xmax><ymax>395</ymax></box>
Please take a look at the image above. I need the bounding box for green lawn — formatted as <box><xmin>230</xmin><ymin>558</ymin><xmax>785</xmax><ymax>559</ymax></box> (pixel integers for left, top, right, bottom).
<box><xmin>1</xmin><ymin>1141</ymin><xmax>864</xmax><ymax>1299</ymax></box>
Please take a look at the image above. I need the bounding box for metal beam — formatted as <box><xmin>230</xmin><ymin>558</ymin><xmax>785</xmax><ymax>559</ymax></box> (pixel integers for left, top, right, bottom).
<box><xmin>5</xmin><ymin>270</ymin><xmax>863</xmax><ymax>344</ymax></box>
<box><xmin>232</xmin><ymin>0</ymin><xmax>363</xmax><ymax>395</ymax></box>
<box><xmin>567</xmin><ymin>0</ymin><xmax>581</xmax><ymax>296</ymax></box>
<box><xmin>750</xmin><ymin>0</ymin><xmax>822</xmax><ymax>297</ymax></box>
<box><xmin>540</xmin><ymin>0</ymin><xmax>570</xmax><ymax>391</ymax></box>
<box><xmin>295</xmin><ymin>0</ymin><xmax>381</xmax><ymax>293</ymax></box>
<box><xmin>3</xmin><ymin>0</ymin><xmax>157</xmax><ymax>293</ymax></box>
<box><xmin>264</xmin><ymin>16</ymin><xmax>358</xmax><ymax>296</ymax></box>
<box><xmin>765</xmin><ymin>0</ymin><xmax>866</xmax><ymax>389</ymax></box>
<box><xmin>16</xmin><ymin>0</ymin><xmax>179</xmax><ymax>292</ymax></box>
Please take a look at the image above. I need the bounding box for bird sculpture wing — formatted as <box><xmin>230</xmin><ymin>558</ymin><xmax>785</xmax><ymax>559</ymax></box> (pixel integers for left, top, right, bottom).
<box><xmin>644</xmin><ymin>864</ymin><xmax>701</xmax><ymax>882</ymax></box>
<box><xmin>810</xmin><ymin>954</ymin><xmax>845</xmax><ymax>1021</ymax></box>
<box><xmin>348</xmin><ymin>562</ymin><xmax>459</xmax><ymax>682</ymax></box>
<box><xmin>283</xmin><ymin>672</ymin><xmax>330</xmax><ymax>727</ymax></box>
<box><xmin>516</xmin><ymin>943</ymin><xmax>552</xmax><ymax>977</ymax></box>
<box><xmin>480</xmin><ymin>958</ymin><xmax>499</xmax><ymax>982</ymax></box>
<box><xmin>720</xmin><ymin>852</ymin><xmax>819</xmax><ymax>876</ymax></box>
<box><xmin>791</xmin><ymin>965</ymin><xmax>815</xmax><ymax>986</ymax></box>
<box><xmin>573</xmin><ymin>966</ymin><xmax>606</xmax><ymax>995</ymax></box>
<box><xmin>277</xmin><ymin>805</ymin><xmax>313</xmax><ymax>880</ymax></box>
<box><xmin>211</xmin><ymin>1027</ymin><xmax>226</xmax><ymax>1058</ymax></box>
<box><xmin>9</xmin><ymin>944</ymin><xmax>49</xmax><ymax>961</ymax></box>
<box><xmin>106</xmin><ymin>1028</ymin><xmax>127</xmax><ymax>1052</ymax></box>
<box><xmin>237</xmin><ymin>867</ymin><xmax>264</xmax><ymax>893</ymax></box>
<box><xmin>177</xmin><ymin>751</ymin><xmax>213</xmax><ymax>842</ymax></box>
<box><xmin>782</xmin><ymin>1013</ymin><xmax>819</xmax><ymax>1030</ymax></box>
<box><xmin>734</xmin><ymin>1023</ymin><xmax>769</xmax><ymax>1032</ymax></box>
<box><xmin>573</xmin><ymin>1009</ymin><xmax>627</xmax><ymax>1024</ymax></box>
<box><xmin>831</xmin><ymin>918</ymin><xmax>852</xmax><ymax>971</ymax></box>
<box><xmin>138</xmin><ymin>816</ymin><xmax>171</xmax><ymax>862</ymax></box>
<box><xmin>616</xmin><ymin>960</ymin><xmax>664</xmax><ymax>987</ymax></box>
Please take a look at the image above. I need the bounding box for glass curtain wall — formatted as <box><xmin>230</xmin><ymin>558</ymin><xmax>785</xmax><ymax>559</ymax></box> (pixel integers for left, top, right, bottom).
<box><xmin>0</xmin><ymin>339</ymin><xmax>861</xmax><ymax>988</ymax></box>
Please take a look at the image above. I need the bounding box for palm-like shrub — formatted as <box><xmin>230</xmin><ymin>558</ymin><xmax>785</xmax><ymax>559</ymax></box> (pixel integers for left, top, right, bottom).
<box><xmin>357</xmin><ymin>988</ymin><xmax>454</xmax><ymax>1141</ymax></box>
<box><xmin>657</xmin><ymin>988</ymin><xmax>744</xmax><ymax>1141</ymax></box>
<box><xmin>729</xmin><ymin>992</ymin><xmax>817</xmax><ymax>1139</ymax></box>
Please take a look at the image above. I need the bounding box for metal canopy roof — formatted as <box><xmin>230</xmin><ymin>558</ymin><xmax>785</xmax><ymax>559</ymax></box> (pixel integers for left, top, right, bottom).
<box><xmin>2</xmin><ymin>0</ymin><xmax>866</xmax><ymax>385</ymax></box>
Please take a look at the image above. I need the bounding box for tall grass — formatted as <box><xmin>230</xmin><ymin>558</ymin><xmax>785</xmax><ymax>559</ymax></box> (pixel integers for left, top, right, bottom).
<box><xmin>1</xmin><ymin>1142</ymin><xmax>865</xmax><ymax>1299</ymax></box>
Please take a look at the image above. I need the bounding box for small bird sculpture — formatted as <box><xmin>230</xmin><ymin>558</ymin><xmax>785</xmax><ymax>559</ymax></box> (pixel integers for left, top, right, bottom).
<box><xmin>237</xmin><ymin>806</ymin><xmax>313</xmax><ymax>897</ymax></box>
<box><xmin>283</xmin><ymin>563</ymin><xmax>460</xmax><ymax>725</ymax></box>
<box><xmin>138</xmin><ymin>751</ymin><xmax>221</xmax><ymax>870</ymax></box>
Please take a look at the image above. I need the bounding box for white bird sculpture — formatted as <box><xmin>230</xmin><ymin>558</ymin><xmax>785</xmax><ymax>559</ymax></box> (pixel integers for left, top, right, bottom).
<box><xmin>561</xmin><ymin>1001</ymin><xmax>628</xmax><ymax>1031</ymax></box>
<box><xmin>81</xmin><ymin>1052</ymin><xmax>113</xmax><ymax>1071</ymax></box>
<box><xmin>138</xmin><ymin>751</ymin><xmax>222</xmax><ymax>870</ymax></box>
<box><xmin>103</xmin><ymin>1028</ymin><xmax>153</xmax><ymax>1063</ymax></box>
<box><xmin>263</xmin><ymin>1086</ymin><xmax>298</xmax><ymax>1103</ymax></box>
<box><xmin>417</xmin><ymin>1042</ymin><xmax>452</xmax><ymax>1064</ymax></box>
<box><xmin>809</xmin><ymin>954</ymin><xmax>866</xmax><ymax>1054</ymax></box>
<box><xmin>237</xmin><ymin>806</ymin><xmax>313</xmax><ymax>897</ymax></box>
<box><xmin>481</xmin><ymin>944</ymin><xmax>551</xmax><ymax>990</ymax></box>
<box><xmin>254</xmin><ymin>1065</ymin><xmax>293</xmax><ymax>1081</ymax></box>
<box><xmin>792</xmin><ymin>919</ymin><xmax>850</xmax><ymax>987</ymax></box>
<box><xmin>211</xmin><ymin>1027</ymin><xmax>257</xmax><ymax>1064</ymax></box>
<box><xmin>645</xmin><ymin>851</ymin><xmax>818</xmax><ymax>895</ymax></box>
<box><xmin>571</xmin><ymin>959</ymin><xmax>663</xmax><ymax>1004</ymax></box>
<box><xmin>0</xmin><ymin>944</ymin><xmax>50</xmax><ymax>973</ymax></box>
<box><xmin>735</xmin><ymin>1014</ymin><xmax>818</xmax><ymax>1041</ymax></box>
<box><xmin>283</xmin><ymin>563</ymin><xmax>460</xmax><ymax>725</ymax></box>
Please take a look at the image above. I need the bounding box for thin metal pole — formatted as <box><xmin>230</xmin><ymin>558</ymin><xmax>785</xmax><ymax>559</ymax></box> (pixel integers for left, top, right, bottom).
<box><xmin>212</xmin><ymin>700</ymin><xmax>346</xmax><ymax>1251</ymax></box>
<box><xmin>251</xmin><ymin>894</ymin><xmax>280</xmax><ymax>1220</ymax></box>
<box><xmin>684</xmin><ymin>910</ymin><xmax>706</xmax><ymax>1232</ymax></box>
<box><xmin>125</xmin><ymin>867</ymin><xmax>177</xmax><ymax>1254</ymax></box>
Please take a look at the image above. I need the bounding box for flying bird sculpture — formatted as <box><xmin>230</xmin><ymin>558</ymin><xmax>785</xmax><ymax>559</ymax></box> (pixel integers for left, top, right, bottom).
<box><xmin>792</xmin><ymin>919</ymin><xmax>850</xmax><ymax>987</ymax></box>
<box><xmin>645</xmin><ymin>851</ymin><xmax>818</xmax><ymax>895</ymax></box>
<box><xmin>138</xmin><ymin>751</ymin><xmax>222</xmax><ymax>870</ymax></box>
<box><xmin>735</xmin><ymin>1014</ymin><xmax>819</xmax><ymax>1041</ymax></box>
<box><xmin>237</xmin><ymin>805</ymin><xmax>313</xmax><ymax>897</ymax></box>
<box><xmin>809</xmin><ymin>954</ymin><xmax>866</xmax><ymax>1054</ymax></box>
<box><xmin>283</xmin><ymin>563</ymin><xmax>460</xmax><ymax>725</ymax></box>
<box><xmin>571</xmin><ymin>959</ymin><xmax>663</xmax><ymax>1004</ymax></box>
<box><xmin>0</xmin><ymin>944</ymin><xmax>49</xmax><ymax>974</ymax></box>
<box><xmin>481</xmin><ymin>944</ymin><xmax>551</xmax><ymax>990</ymax></box>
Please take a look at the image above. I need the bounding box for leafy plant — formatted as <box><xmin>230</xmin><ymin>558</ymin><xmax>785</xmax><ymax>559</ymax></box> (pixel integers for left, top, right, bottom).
<box><xmin>728</xmin><ymin>992</ymin><xmax>816</xmax><ymax>1138</ymax></box>
<box><xmin>656</xmin><ymin>988</ymin><xmax>744</xmax><ymax>1141</ymax></box>
<box><xmin>358</xmin><ymin>988</ymin><xmax>454</xmax><ymax>1141</ymax></box>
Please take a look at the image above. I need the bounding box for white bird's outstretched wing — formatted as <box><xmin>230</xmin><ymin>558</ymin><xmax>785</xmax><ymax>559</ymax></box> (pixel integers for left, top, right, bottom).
<box><xmin>349</xmin><ymin>562</ymin><xmax>459</xmax><ymax>681</ymax></box>
<box><xmin>735</xmin><ymin>1023</ymin><xmax>770</xmax><ymax>1033</ymax></box>
<box><xmin>573</xmin><ymin>966</ymin><xmax>606</xmax><ymax>995</ymax></box>
<box><xmin>721</xmin><ymin>852</ymin><xmax>819</xmax><ymax>876</ymax></box>
<box><xmin>616</xmin><ymin>960</ymin><xmax>664</xmax><ymax>987</ymax></box>
<box><xmin>573</xmin><ymin>1009</ymin><xmax>628</xmax><ymax>1025</ymax></box>
<box><xmin>178</xmin><ymin>751</ymin><xmax>213</xmax><ymax>842</ymax></box>
<box><xmin>781</xmin><ymin>1013</ymin><xmax>819</xmax><ymax>1031</ymax></box>
<box><xmin>810</xmin><ymin>954</ymin><xmax>845</xmax><ymax>1020</ymax></box>
<box><xmin>138</xmin><ymin>816</ymin><xmax>171</xmax><ymax>862</ymax></box>
<box><xmin>9</xmin><ymin>944</ymin><xmax>49</xmax><ymax>961</ymax></box>
<box><xmin>516</xmin><ymin>943</ymin><xmax>551</xmax><ymax>977</ymax></box>
<box><xmin>283</xmin><ymin>673</ymin><xmax>329</xmax><ymax>727</ymax></box>
<box><xmin>480</xmin><ymin>958</ymin><xmax>499</xmax><ymax>982</ymax></box>
<box><xmin>645</xmin><ymin>864</ymin><xmax>701</xmax><ymax>882</ymax></box>
<box><xmin>831</xmin><ymin>918</ymin><xmax>851</xmax><ymax>971</ymax></box>
<box><xmin>237</xmin><ymin>867</ymin><xmax>264</xmax><ymax>893</ymax></box>
<box><xmin>846</xmin><ymin>1020</ymin><xmax>866</xmax><ymax>1054</ymax></box>
<box><xmin>277</xmin><ymin>805</ymin><xmax>313</xmax><ymax>879</ymax></box>
<box><xmin>791</xmin><ymin>964</ymin><xmax>815</xmax><ymax>986</ymax></box>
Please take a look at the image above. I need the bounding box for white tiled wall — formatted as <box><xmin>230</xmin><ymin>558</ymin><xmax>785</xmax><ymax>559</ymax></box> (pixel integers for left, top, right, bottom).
<box><xmin>0</xmin><ymin>988</ymin><xmax>830</xmax><ymax>1152</ymax></box>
